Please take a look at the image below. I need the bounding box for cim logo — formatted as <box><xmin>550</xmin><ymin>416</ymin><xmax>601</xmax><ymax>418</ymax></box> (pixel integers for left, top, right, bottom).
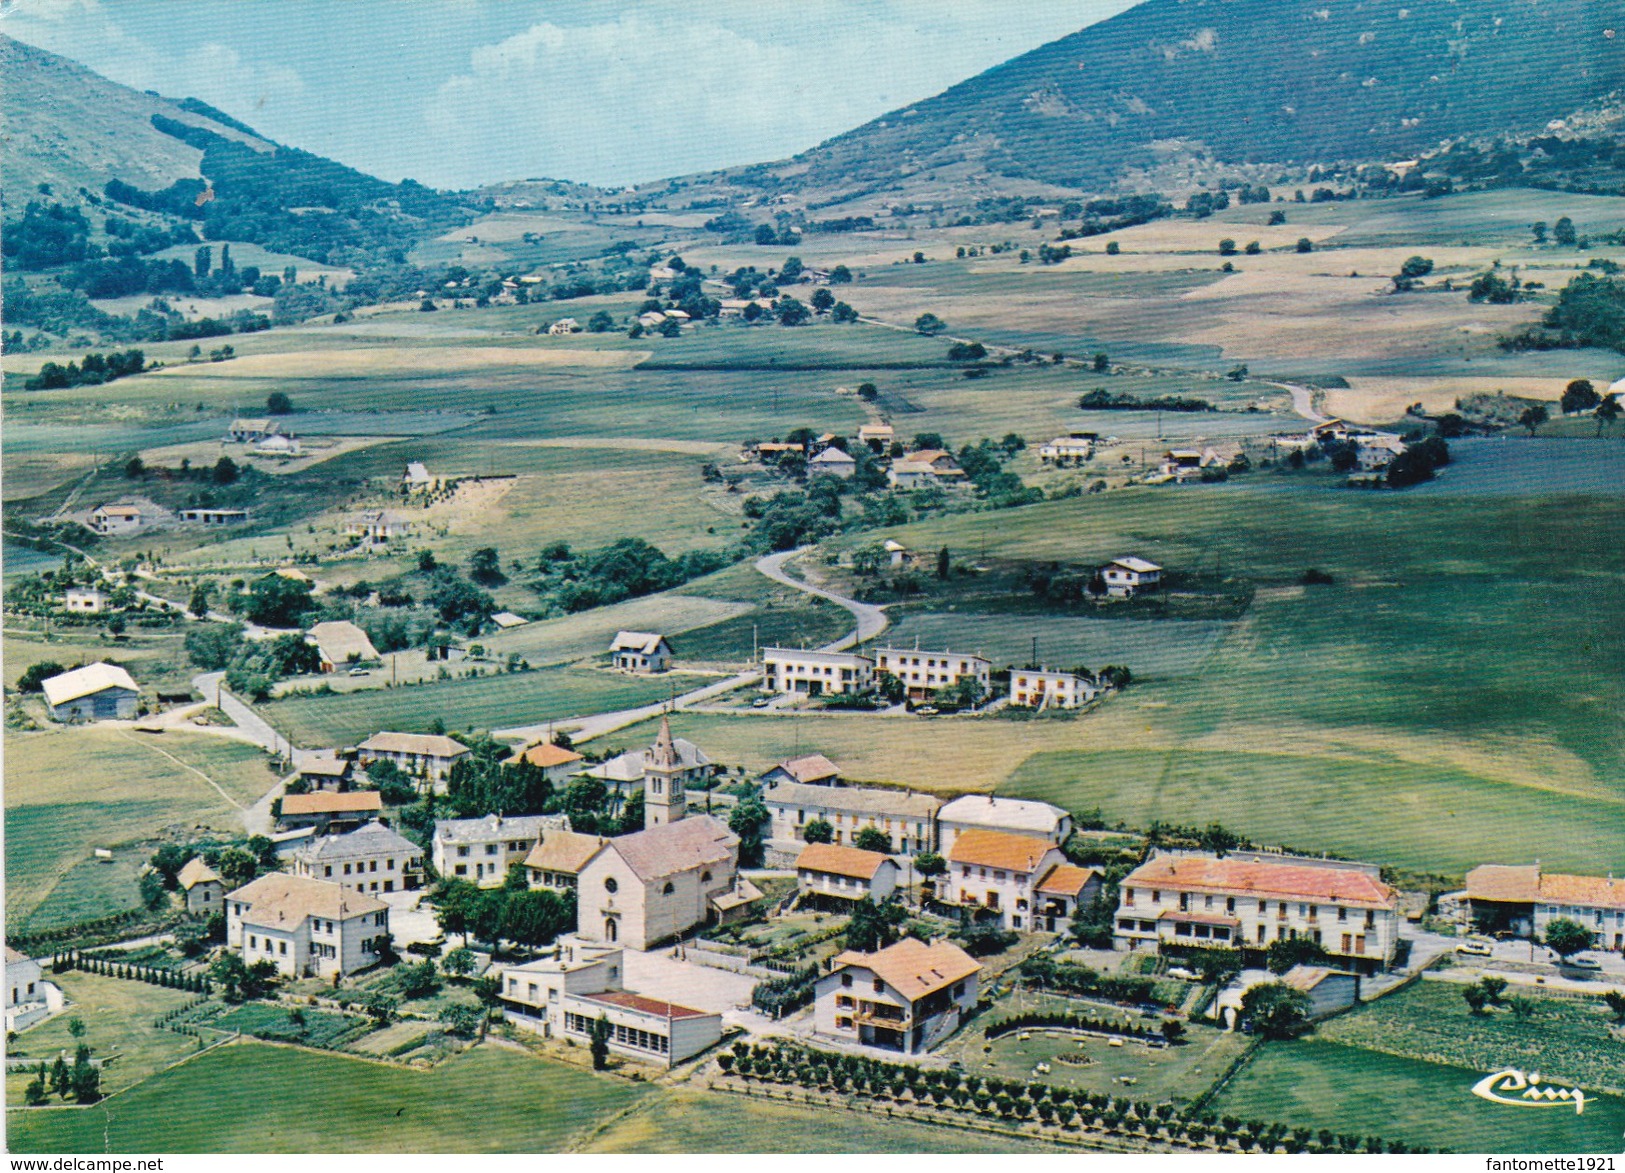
<box><xmin>1471</xmin><ymin>1068</ymin><xmax>1587</xmax><ymax>1115</ymax></box>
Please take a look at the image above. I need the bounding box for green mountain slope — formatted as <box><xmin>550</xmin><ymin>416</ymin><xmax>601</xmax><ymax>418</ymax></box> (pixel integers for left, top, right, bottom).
<box><xmin>787</xmin><ymin>0</ymin><xmax>1624</xmax><ymax>190</ymax></box>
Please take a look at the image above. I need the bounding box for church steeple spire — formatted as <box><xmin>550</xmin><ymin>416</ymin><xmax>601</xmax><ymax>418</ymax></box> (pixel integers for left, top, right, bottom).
<box><xmin>643</xmin><ymin>711</ymin><xmax>687</xmax><ymax>829</ymax></box>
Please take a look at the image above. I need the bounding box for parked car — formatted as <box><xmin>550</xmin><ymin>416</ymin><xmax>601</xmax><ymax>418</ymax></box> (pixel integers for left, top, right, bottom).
<box><xmin>348</xmin><ymin>667</ymin><xmax>370</xmax><ymax>677</ymax></box>
<box><xmin>1166</xmin><ymin>966</ymin><xmax>1199</xmax><ymax>980</ymax></box>
<box><xmin>915</xmin><ymin>705</ymin><xmax>940</xmax><ymax>716</ymax></box>
<box><xmin>1559</xmin><ymin>955</ymin><xmax>1602</xmax><ymax>973</ymax></box>
<box><xmin>1455</xmin><ymin>941</ymin><xmax>1493</xmax><ymax>957</ymax></box>
<box><xmin>751</xmin><ymin>696</ymin><xmax>772</xmax><ymax>708</ymax></box>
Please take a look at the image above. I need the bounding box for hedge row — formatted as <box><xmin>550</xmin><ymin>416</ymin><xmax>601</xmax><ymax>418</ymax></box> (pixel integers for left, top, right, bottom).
<box><xmin>60</xmin><ymin>951</ymin><xmax>211</xmax><ymax>994</ymax></box>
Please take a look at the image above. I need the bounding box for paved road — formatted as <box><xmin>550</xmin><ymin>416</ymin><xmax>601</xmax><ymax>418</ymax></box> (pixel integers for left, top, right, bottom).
<box><xmin>754</xmin><ymin>547</ymin><xmax>888</xmax><ymax>649</ymax></box>
<box><xmin>1263</xmin><ymin>380</ymin><xmax>1331</xmax><ymax>424</ymax></box>
<box><xmin>192</xmin><ymin>671</ymin><xmax>308</xmax><ymax>834</ymax></box>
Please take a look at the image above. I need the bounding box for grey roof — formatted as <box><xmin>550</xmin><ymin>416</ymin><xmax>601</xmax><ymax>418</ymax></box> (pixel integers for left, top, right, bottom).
<box><xmin>434</xmin><ymin>813</ymin><xmax>569</xmax><ymax>847</ymax></box>
<box><xmin>294</xmin><ymin>821</ymin><xmax>420</xmax><ymax>864</ymax></box>
<box><xmin>602</xmin><ymin>816</ymin><xmax>737</xmax><ymax>882</ymax></box>
<box><xmin>584</xmin><ymin>737</ymin><xmax>710</xmax><ymax>783</ymax></box>
<box><xmin>763</xmin><ymin>780</ymin><xmax>941</xmax><ymax>820</ymax></box>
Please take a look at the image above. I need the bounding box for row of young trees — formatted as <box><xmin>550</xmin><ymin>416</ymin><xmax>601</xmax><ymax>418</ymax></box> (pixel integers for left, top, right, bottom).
<box><xmin>58</xmin><ymin>951</ymin><xmax>213</xmax><ymax>993</ymax></box>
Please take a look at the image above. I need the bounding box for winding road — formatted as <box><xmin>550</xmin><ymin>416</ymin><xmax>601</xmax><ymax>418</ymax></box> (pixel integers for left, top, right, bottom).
<box><xmin>1264</xmin><ymin>380</ymin><xmax>1331</xmax><ymax>424</ymax></box>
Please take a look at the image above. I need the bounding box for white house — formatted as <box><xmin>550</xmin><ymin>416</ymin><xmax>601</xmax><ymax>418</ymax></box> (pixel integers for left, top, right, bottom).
<box><xmin>289</xmin><ymin>821</ymin><xmax>424</xmax><ymax>893</ymax></box>
<box><xmin>64</xmin><ymin>586</ymin><xmax>107</xmax><ymax>614</ymax></box>
<box><xmin>1102</xmin><ymin>556</ymin><xmax>1162</xmax><ymax>598</ymax></box>
<box><xmin>760</xmin><ymin>753</ymin><xmax>842</xmax><ymax>787</ymax></box>
<box><xmin>504</xmin><ymin>740</ymin><xmax>586</xmax><ymax>784</ymax></box>
<box><xmin>1356</xmin><ymin>436</ymin><xmax>1407</xmax><ymax>472</ymax></box>
<box><xmin>1009</xmin><ymin>668</ymin><xmax>1098</xmax><ymax>710</ymax></box>
<box><xmin>497</xmin><ymin>939</ymin><xmax>723</xmax><ymax>1066</ymax></box>
<box><xmin>548</xmin><ymin>318</ymin><xmax>581</xmax><ymax>335</ymax></box>
<box><xmin>179</xmin><ymin>507</ymin><xmax>250</xmax><ymax>526</ymax></box>
<box><xmin>945</xmin><ymin>829</ymin><xmax>1096</xmax><ymax>933</ymax></box>
<box><xmin>762</xmin><ymin>648</ymin><xmax>874</xmax><ymax>696</ymax></box>
<box><xmin>1114</xmin><ymin>850</ymin><xmax>1400</xmax><ymax>973</ymax></box>
<box><xmin>307</xmin><ymin>620</ymin><xmax>380</xmax><ymax>673</ymax></box>
<box><xmin>1039</xmin><ymin>435</ymin><xmax>1095</xmax><ymax>465</ymax></box>
<box><xmin>1463</xmin><ymin>864</ymin><xmax>1625</xmax><ymax>953</ymax></box>
<box><xmin>226</xmin><ymin>873</ymin><xmax>390</xmax><ymax>979</ymax></box>
<box><xmin>432</xmin><ymin>813</ymin><xmax>571</xmax><ymax>888</ymax></box>
<box><xmin>576</xmin><ymin>815</ymin><xmax>743</xmax><ymax>950</ymax></box>
<box><xmin>401</xmin><ymin>462</ymin><xmax>433</xmax><ymax>493</ymax></box>
<box><xmin>887</xmin><ymin>460</ymin><xmax>942</xmax><ymax>489</ymax></box>
<box><xmin>225</xmin><ymin>418</ymin><xmax>279</xmax><ymax>443</ymax></box>
<box><xmin>883</xmin><ymin>539</ymin><xmax>910</xmax><ymax>567</ymax></box>
<box><xmin>795</xmin><ymin>843</ymin><xmax>900</xmax><ymax>905</ymax></box>
<box><xmin>809</xmin><ymin>447</ymin><xmax>857</xmax><ymax>478</ymax></box>
<box><xmin>524</xmin><ymin>829</ymin><xmax>608</xmax><ymax>893</ymax></box>
<box><xmin>356</xmin><ymin>732</ymin><xmax>471</xmax><ymax>786</ymax></box>
<box><xmin>88</xmin><ymin>503</ymin><xmax>144</xmax><ymax>536</ymax></box>
<box><xmin>858</xmin><ymin>423</ymin><xmax>895</xmax><ymax>448</ymax></box>
<box><xmin>874</xmin><ymin>647</ymin><xmax>991</xmax><ymax>702</ymax></box>
<box><xmin>936</xmin><ymin>795</ymin><xmax>1072</xmax><ymax>857</ymax></box>
<box><xmin>177</xmin><ymin>857</ymin><xmax>225</xmax><ymax>914</ymax></box>
<box><xmin>347</xmin><ymin>510</ymin><xmax>410</xmax><ymax>545</ymax></box>
<box><xmin>41</xmin><ymin>662</ymin><xmax>140</xmax><ymax>722</ymax></box>
<box><xmin>5</xmin><ymin>947</ymin><xmax>64</xmax><ymax>1033</ymax></box>
<box><xmin>610</xmin><ymin>631</ymin><xmax>672</xmax><ymax>674</ymax></box>
<box><xmin>763</xmin><ymin>780</ymin><xmax>940</xmax><ymax>858</ymax></box>
<box><xmin>815</xmin><ymin>938</ymin><xmax>981</xmax><ymax>1055</ymax></box>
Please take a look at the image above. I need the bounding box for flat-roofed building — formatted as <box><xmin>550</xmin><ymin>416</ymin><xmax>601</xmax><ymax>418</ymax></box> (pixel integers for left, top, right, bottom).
<box><xmin>762</xmin><ymin>648</ymin><xmax>873</xmax><ymax>696</ymax></box>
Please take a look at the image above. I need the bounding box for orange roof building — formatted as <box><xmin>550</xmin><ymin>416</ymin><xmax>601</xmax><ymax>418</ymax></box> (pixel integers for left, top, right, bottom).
<box><xmin>817</xmin><ymin>938</ymin><xmax>981</xmax><ymax>1056</ymax></box>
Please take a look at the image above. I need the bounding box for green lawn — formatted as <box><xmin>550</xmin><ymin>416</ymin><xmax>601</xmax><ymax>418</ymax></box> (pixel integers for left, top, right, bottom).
<box><xmin>1211</xmin><ymin>1038</ymin><xmax>1625</xmax><ymax>1154</ymax></box>
<box><xmin>7</xmin><ymin>1041</ymin><xmax>646</xmax><ymax>1153</ymax></box>
<box><xmin>261</xmin><ymin>665</ymin><xmax>680</xmax><ymax>745</ymax></box>
<box><xmin>209</xmin><ymin>1003</ymin><xmax>370</xmax><ymax>1049</ymax></box>
<box><xmin>4</xmin><ymin>728</ymin><xmax>271</xmax><ymax>932</ymax></box>
<box><xmin>881</xmin><ymin>611</ymin><xmax>1231</xmax><ymax>679</ymax></box>
<box><xmin>5</xmin><ymin>972</ymin><xmax>201</xmax><ymax>1105</ymax></box>
<box><xmin>583</xmin><ymin>1087</ymin><xmax>1067</xmax><ymax>1154</ymax></box>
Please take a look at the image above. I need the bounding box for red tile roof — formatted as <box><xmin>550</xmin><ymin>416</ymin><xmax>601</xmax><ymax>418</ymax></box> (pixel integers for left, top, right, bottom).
<box><xmin>796</xmin><ymin>842</ymin><xmax>893</xmax><ymax>881</ymax></box>
<box><xmin>948</xmin><ymin>829</ymin><xmax>1057</xmax><ymax>874</ymax></box>
<box><xmin>280</xmin><ymin>791</ymin><xmax>383</xmax><ymax>816</ymax></box>
<box><xmin>577</xmin><ymin>990</ymin><xmax>713</xmax><ymax>1020</ymax></box>
<box><xmin>1035</xmin><ymin>863</ymin><xmax>1098</xmax><ymax>897</ymax></box>
<box><xmin>1125</xmin><ymin>854</ymin><xmax>1395</xmax><ymax>908</ymax></box>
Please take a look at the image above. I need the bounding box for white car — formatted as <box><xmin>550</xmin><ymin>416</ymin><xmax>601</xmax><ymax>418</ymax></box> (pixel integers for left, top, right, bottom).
<box><xmin>1455</xmin><ymin>941</ymin><xmax>1493</xmax><ymax>957</ymax></box>
<box><xmin>1559</xmin><ymin>955</ymin><xmax>1602</xmax><ymax>972</ymax></box>
<box><xmin>1166</xmin><ymin>966</ymin><xmax>1199</xmax><ymax>981</ymax></box>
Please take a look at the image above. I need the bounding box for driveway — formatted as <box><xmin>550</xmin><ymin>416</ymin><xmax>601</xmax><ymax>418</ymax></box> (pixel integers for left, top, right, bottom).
<box><xmin>381</xmin><ymin>890</ymin><xmax>443</xmax><ymax>950</ymax></box>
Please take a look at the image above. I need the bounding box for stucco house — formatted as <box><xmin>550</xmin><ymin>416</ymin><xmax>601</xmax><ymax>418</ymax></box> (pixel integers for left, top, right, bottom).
<box><xmin>1102</xmin><ymin>556</ymin><xmax>1163</xmax><ymax>598</ymax></box>
<box><xmin>225</xmin><ymin>873</ymin><xmax>390</xmax><ymax>979</ymax></box>
<box><xmin>504</xmin><ymin>740</ymin><xmax>586</xmax><ymax>784</ymax></box>
<box><xmin>524</xmin><ymin>829</ymin><xmax>609</xmax><ymax>893</ymax></box>
<box><xmin>276</xmin><ymin>790</ymin><xmax>383</xmax><ymax>835</ymax></box>
<box><xmin>796</xmin><ymin>843</ymin><xmax>900</xmax><ymax>906</ymax></box>
<box><xmin>815</xmin><ymin>938</ymin><xmax>981</xmax><ymax>1055</ymax></box>
<box><xmin>936</xmin><ymin>795</ymin><xmax>1072</xmax><ymax>857</ymax></box>
<box><xmin>432</xmin><ymin>813</ymin><xmax>571</xmax><ymax>888</ymax></box>
<box><xmin>762</xmin><ymin>648</ymin><xmax>874</xmax><ymax>696</ymax></box>
<box><xmin>610</xmin><ymin>631</ymin><xmax>673</xmax><ymax>674</ymax></box>
<box><xmin>177</xmin><ymin>857</ymin><xmax>225</xmax><ymax>914</ymax></box>
<box><xmin>945</xmin><ymin>829</ymin><xmax>1097</xmax><ymax>933</ymax></box>
<box><xmin>1009</xmin><ymin>668</ymin><xmax>1098</xmax><ymax>710</ymax></box>
<box><xmin>289</xmin><ymin>821</ymin><xmax>424</xmax><ymax>893</ymax></box>
<box><xmin>763</xmin><ymin>780</ymin><xmax>940</xmax><ymax>859</ymax></box>
<box><xmin>307</xmin><ymin>621</ymin><xmax>380</xmax><ymax>673</ymax></box>
<box><xmin>355</xmin><ymin>732</ymin><xmax>471</xmax><ymax>786</ymax></box>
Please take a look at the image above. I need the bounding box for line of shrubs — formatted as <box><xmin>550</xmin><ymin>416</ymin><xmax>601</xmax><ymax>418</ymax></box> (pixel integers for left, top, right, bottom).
<box><xmin>716</xmin><ymin>1042</ymin><xmax>1432</xmax><ymax>1154</ymax></box>
<box><xmin>1016</xmin><ymin>955</ymin><xmax>1163</xmax><ymax>1004</ymax></box>
<box><xmin>12</xmin><ymin>908</ymin><xmax>186</xmax><ymax>956</ymax></box>
<box><xmin>750</xmin><ymin>963</ymin><xmax>820</xmax><ymax>1017</ymax></box>
<box><xmin>58</xmin><ymin>951</ymin><xmax>212</xmax><ymax>994</ymax></box>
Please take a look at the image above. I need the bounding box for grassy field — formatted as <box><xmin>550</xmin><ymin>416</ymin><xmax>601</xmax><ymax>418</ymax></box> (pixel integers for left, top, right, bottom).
<box><xmin>261</xmin><ymin>664</ymin><xmax>682</xmax><ymax>746</ymax></box>
<box><xmin>881</xmin><ymin>612</ymin><xmax>1230</xmax><ymax>678</ymax></box>
<box><xmin>5</xmin><ymin>728</ymin><xmax>271</xmax><ymax>932</ymax></box>
<box><xmin>4</xmin><ymin>972</ymin><xmax>200</xmax><ymax>1105</ymax></box>
<box><xmin>478</xmin><ymin>593</ymin><xmax>754</xmax><ymax>666</ymax></box>
<box><xmin>1211</xmin><ymin>1037</ymin><xmax>1625</xmax><ymax>1154</ymax></box>
<box><xmin>1315</xmin><ymin>980</ymin><xmax>1625</xmax><ymax>1094</ymax></box>
<box><xmin>582</xmin><ymin>1087</ymin><xmax>1067</xmax><ymax>1154</ymax></box>
<box><xmin>6</xmin><ymin>1041</ymin><xmax>646</xmax><ymax>1153</ymax></box>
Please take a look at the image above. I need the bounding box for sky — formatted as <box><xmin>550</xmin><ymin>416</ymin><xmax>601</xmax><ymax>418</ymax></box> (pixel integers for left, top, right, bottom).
<box><xmin>3</xmin><ymin>0</ymin><xmax>1135</xmax><ymax>190</ymax></box>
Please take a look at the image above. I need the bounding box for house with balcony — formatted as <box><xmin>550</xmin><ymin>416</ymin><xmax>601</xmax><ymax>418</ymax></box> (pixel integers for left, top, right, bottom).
<box><xmin>1113</xmin><ymin>850</ymin><xmax>1400</xmax><ymax>973</ymax></box>
<box><xmin>1008</xmin><ymin>668</ymin><xmax>1099</xmax><ymax>710</ymax></box>
<box><xmin>874</xmin><ymin>647</ymin><xmax>991</xmax><ymax>702</ymax></box>
<box><xmin>1101</xmin><ymin>556</ymin><xmax>1163</xmax><ymax>598</ymax></box>
<box><xmin>815</xmin><ymin>938</ymin><xmax>981</xmax><ymax>1055</ymax></box>
<box><xmin>945</xmin><ymin>829</ymin><xmax>1098</xmax><ymax>933</ymax></box>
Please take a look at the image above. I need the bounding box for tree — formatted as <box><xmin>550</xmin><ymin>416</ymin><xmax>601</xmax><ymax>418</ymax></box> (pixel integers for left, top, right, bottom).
<box><xmin>1603</xmin><ymin>990</ymin><xmax>1625</xmax><ymax>1024</ymax></box>
<box><xmin>188</xmin><ymin>582</ymin><xmax>214</xmax><ymax>618</ymax></box>
<box><xmin>914</xmin><ymin>312</ymin><xmax>946</xmax><ymax>336</ymax></box>
<box><xmin>67</xmin><ymin>1016</ymin><xmax>86</xmax><ymax>1041</ymax></box>
<box><xmin>844</xmin><ymin>898</ymin><xmax>906</xmax><ymax>951</ymax></box>
<box><xmin>124</xmin><ymin>455</ymin><xmax>146</xmax><ymax>479</ymax></box>
<box><xmin>589</xmin><ymin>1013</ymin><xmax>612</xmax><ymax>1069</ymax></box>
<box><xmin>1268</xmin><ymin>210</ymin><xmax>1287</xmax><ymax>226</ymax></box>
<box><xmin>397</xmin><ymin>960</ymin><xmax>440</xmax><ymax>999</ymax></box>
<box><xmin>936</xmin><ymin>546</ymin><xmax>951</xmax><ymax>580</ymax></box>
<box><xmin>1266</xmin><ymin>936</ymin><xmax>1329</xmax><ymax>974</ymax></box>
<box><xmin>150</xmin><ymin>843</ymin><xmax>192</xmax><ymax>887</ymax></box>
<box><xmin>1597</xmin><ymin>393</ymin><xmax>1622</xmax><ymax>435</ymax></box>
<box><xmin>857</xmin><ymin>382</ymin><xmax>878</xmax><ymax>401</ymax></box>
<box><xmin>830</xmin><ymin>265</ymin><xmax>852</xmax><ymax>284</ymax></box>
<box><xmin>728</xmin><ymin>795</ymin><xmax>768</xmax><ymax>867</ymax></box>
<box><xmin>1160</xmin><ymin>1019</ymin><xmax>1186</xmax><ymax>1044</ymax></box>
<box><xmin>1092</xmin><ymin>352</ymin><xmax>1109</xmax><ymax>372</ymax></box>
<box><xmin>1518</xmin><ymin>404</ymin><xmax>1549</xmax><ymax>436</ymax></box>
<box><xmin>811</xmin><ymin>287</ymin><xmax>835</xmax><ymax>313</ymax></box>
<box><xmin>16</xmin><ymin>661</ymin><xmax>65</xmax><ymax>694</ymax></box>
<box><xmin>1544</xmin><ymin>916</ymin><xmax>1593</xmax><ymax>960</ymax></box>
<box><xmin>801</xmin><ymin>818</ymin><xmax>833</xmax><ymax>844</ymax></box>
<box><xmin>1553</xmin><ymin>216</ymin><xmax>1577</xmax><ymax>247</ymax></box>
<box><xmin>1295</xmin><ymin>238</ymin><xmax>1313</xmax><ymax>254</ymax></box>
<box><xmin>1461</xmin><ymin>985</ymin><xmax>1490</xmax><ymax>1015</ymax></box>
<box><xmin>212</xmin><ymin>455</ymin><xmax>239</xmax><ymax>485</ymax></box>
<box><xmin>587</xmin><ymin>310</ymin><xmax>615</xmax><ymax>333</ymax></box>
<box><xmin>1199</xmin><ymin>823</ymin><xmax>1239</xmax><ymax>857</ymax></box>
<box><xmin>913</xmin><ymin>851</ymin><xmax>946</xmax><ymax>879</ymax></box>
<box><xmin>1244</xmin><ymin>241</ymin><xmax>1261</xmax><ymax>255</ymax></box>
<box><xmin>1531</xmin><ymin>221</ymin><xmax>1548</xmax><ymax>245</ymax></box>
<box><xmin>214</xmin><ymin>846</ymin><xmax>259</xmax><ymax>888</ymax></box>
<box><xmin>1560</xmin><ymin>379</ymin><xmax>1599</xmax><ymax>414</ymax></box>
<box><xmin>831</xmin><ymin>301</ymin><xmax>859</xmax><ymax>323</ymax></box>
<box><xmin>468</xmin><ymin>546</ymin><xmax>506</xmax><ymax>587</ymax></box>
<box><xmin>1218</xmin><ymin>239</ymin><xmax>1237</xmax><ymax>256</ymax></box>
<box><xmin>1240</xmin><ymin>982</ymin><xmax>1313</xmax><ymax>1039</ymax></box>
<box><xmin>266</xmin><ymin>391</ymin><xmax>293</xmax><ymax>415</ymax></box>
<box><xmin>853</xmin><ymin>826</ymin><xmax>892</xmax><ymax>854</ymax></box>
<box><xmin>442</xmin><ymin>946</ymin><xmax>476</xmax><ymax>979</ymax></box>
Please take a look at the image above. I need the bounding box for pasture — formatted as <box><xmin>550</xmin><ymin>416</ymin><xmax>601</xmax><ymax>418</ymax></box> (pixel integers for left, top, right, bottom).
<box><xmin>4</xmin><ymin>972</ymin><xmax>201</xmax><ymax>1105</ymax></box>
<box><xmin>880</xmin><ymin>612</ymin><xmax>1230</xmax><ymax>679</ymax></box>
<box><xmin>1210</xmin><ymin>1038</ymin><xmax>1625</xmax><ymax>1154</ymax></box>
<box><xmin>6</xmin><ymin>1041</ymin><xmax>646</xmax><ymax>1153</ymax></box>
<box><xmin>4</xmin><ymin>727</ymin><xmax>270</xmax><ymax>931</ymax></box>
<box><xmin>261</xmin><ymin>664</ymin><xmax>681</xmax><ymax>747</ymax></box>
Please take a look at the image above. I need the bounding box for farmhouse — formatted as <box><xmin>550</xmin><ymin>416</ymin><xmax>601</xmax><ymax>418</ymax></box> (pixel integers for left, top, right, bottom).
<box><xmin>347</xmin><ymin>510</ymin><xmax>410</xmax><ymax>545</ymax></box>
<box><xmin>796</xmin><ymin>843</ymin><xmax>900</xmax><ymax>906</ymax></box>
<box><xmin>524</xmin><ymin>829</ymin><xmax>608</xmax><ymax>893</ymax></box>
<box><xmin>88</xmin><ymin>502</ymin><xmax>144</xmax><ymax>535</ymax></box>
<box><xmin>179</xmin><ymin>507</ymin><xmax>249</xmax><ymax>526</ymax></box>
<box><xmin>225</xmin><ymin>418</ymin><xmax>281</xmax><ymax>443</ymax></box>
<box><xmin>307</xmin><ymin>620</ymin><xmax>380</xmax><ymax>673</ymax></box>
<box><xmin>936</xmin><ymin>795</ymin><xmax>1072</xmax><ymax>856</ymax></box>
<box><xmin>887</xmin><ymin>459</ymin><xmax>944</xmax><ymax>490</ymax></box>
<box><xmin>64</xmin><ymin>586</ymin><xmax>107</xmax><ymax>614</ymax></box>
<box><xmin>225</xmin><ymin>873</ymin><xmax>389</xmax><ymax>979</ymax></box>
<box><xmin>575</xmin><ymin>815</ymin><xmax>744</xmax><ymax>950</ymax></box>
<box><xmin>277</xmin><ymin>790</ymin><xmax>383</xmax><ymax>835</ymax></box>
<box><xmin>857</xmin><ymin>423</ymin><xmax>895</xmax><ymax>447</ymax></box>
<box><xmin>1114</xmin><ymin>850</ymin><xmax>1400</xmax><ymax>973</ymax></box>
<box><xmin>1039</xmin><ymin>434</ymin><xmax>1095</xmax><ymax>465</ymax></box>
<box><xmin>503</xmin><ymin>740</ymin><xmax>585</xmax><ymax>784</ymax></box>
<box><xmin>176</xmin><ymin>857</ymin><xmax>225</xmax><ymax>914</ymax></box>
<box><xmin>762</xmin><ymin>648</ymin><xmax>874</xmax><ymax>696</ymax></box>
<box><xmin>1009</xmin><ymin>668</ymin><xmax>1098</xmax><ymax>709</ymax></box>
<box><xmin>760</xmin><ymin>753</ymin><xmax>843</xmax><ymax>787</ymax></box>
<box><xmin>294</xmin><ymin>755</ymin><xmax>354</xmax><ymax>791</ymax></box>
<box><xmin>41</xmin><ymin>662</ymin><xmax>140</xmax><ymax>722</ymax></box>
<box><xmin>1356</xmin><ymin>435</ymin><xmax>1407</xmax><ymax>472</ymax></box>
<box><xmin>610</xmin><ymin>631</ymin><xmax>672</xmax><ymax>674</ymax></box>
<box><xmin>497</xmin><ymin>939</ymin><xmax>722</xmax><ymax>1067</ymax></box>
<box><xmin>944</xmin><ymin>829</ymin><xmax>1095</xmax><ymax>933</ymax></box>
<box><xmin>1462</xmin><ymin>864</ymin><xmax>1625</xmax><ymax>952</ymax></box>
<box><xmin>815</xmin><ymin>938</ymin><xmax>981</xmax><ymax>1056</ymax></box>
<box><xmin>1102</xmin><ymin>556</ymin><xmax>1162</xmax><ymax>598</ymax></box>
<box><xmin>763</xmin><ymin>780</ymin><xmax>940</xmax><ymax>858</ymax></box>
<box><xmin>356</xmin><ymin>731</ymin><xmax>471</xmax><ymax>785</ymax></box>
<box><xmin>809</xmin><ymin>447</ymin><xmax>857</xmax><ymax>477</ymax></box>
<box><xmin>433</xmin><ymin>813</ymin><xmax>571</xmax><ymax>888</ymax></box>
<box><xmin>874</xmin><ymin>647</ymin><xmax>991</xmax><ymax>702</ymax></box>
<box><xmin>289</xmin><ymin>821</ymin><xmax>424</xmax><ymax>893</ymax></box>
